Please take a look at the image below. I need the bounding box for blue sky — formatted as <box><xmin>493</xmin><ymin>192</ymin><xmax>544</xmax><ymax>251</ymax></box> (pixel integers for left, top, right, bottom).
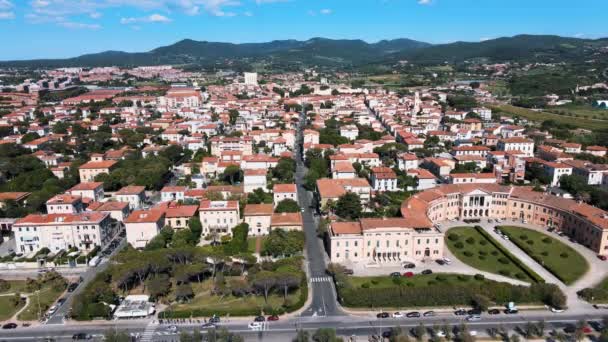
<box><xmin>0</xmin><ymin>0</ymin><xmax>607</xmax><ymax>60</ymax></box>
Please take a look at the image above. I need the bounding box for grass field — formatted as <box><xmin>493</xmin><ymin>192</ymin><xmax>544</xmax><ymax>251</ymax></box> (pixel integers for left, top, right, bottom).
<box><xmin>445</xmin><ymin>227</ymin><xmax>535</xmax><ymax>282</ymax></box>
<box><xmin>0</xmin><ymin>280</ymin><xmax>28</xmax><ymax>295</ymax></box>
<box><xmin>18</xmin><ymin>286</ymin><xmax>65</xmax><ymax>321</ymax></box>
<box><xmin>347</xmin><ymin>273</ymin><xmax>486</xmax><ymax>289</ymax></box>
<box><xmin>0</xmin><ymin>296</ymin><xmax>24</xmax><ymax>321</ymax></box>
<box><xmin>546</xmin><ymin>104</ymin><xmax>608</xmax><ymax>120</ymax></box>
<box><xmin>491</xmin><ymin>105</ymin><xmax>608</xmax><ymax>130</ymax></box>
<box><xmin>498</xmin><ymin>226</ymin><xmax>589</xmax><ymax>285</ymax></box>
<box><xmin>168</xmin><ymin>277</ymin><xmax>301</xmax><ymax>316</ymax></box>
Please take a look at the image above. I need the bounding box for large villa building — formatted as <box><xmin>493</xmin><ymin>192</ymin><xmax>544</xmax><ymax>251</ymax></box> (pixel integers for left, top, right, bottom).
<box><xmin>329</xmin><ymin>184</ymin><xmax>608</xmax><ymax>265</ymax></box>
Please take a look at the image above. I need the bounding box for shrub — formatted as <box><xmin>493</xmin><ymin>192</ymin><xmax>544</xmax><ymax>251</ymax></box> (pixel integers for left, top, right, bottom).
<box><xmin>491</xmin><ymin>251</ymin><xmax>499</xmax><ymax>256</ymax></box>
<box><xmin>542</xmin><ymin>237</ymin><xmax>552</xmax><ymax>244</ymax></box>
<box><xmin>520</xmin><ymin>235</ymin><xmax>528</xmax><ymax>240</ymax></box>
<box><xmin>464</xmin><ymin>251</ymin><xmax>474</xmax><ymax>257</ymax></box>
<box><xmin>448</xmin><ymin>233</ymin><xmax>460</xmax><ymax>241</ymax></box>
<box><xmin>541</xmin><ymin>251</ymin><xmax>549</xmax><ymax>257</ymax></box>
<box><xmin>515</xmin><ymin>273</ymin><xmax>526</xmax><ymax>280</ymax></box>
<box><xmin>361</xmin><ymin>283</ymin><xmax>370</xmax><ymax>289</ymax></box>
<box><xmin>526</xmin><ymin>240</ymin><xmax>534</xmax><ymax>245</ymax></box>
<box><xmin>454</xmin><ymin>242</ymin><xmax>464</xmax><ymax>249</ymax></box>
<box><xmin>499</xmin><ymin>270</ymin><xmax>511</xmax><ymax>277</ymax></box>
<box><xmin>478</xmin><ymin>255</ymin><xmax>486</xmax><ymax>261</ymax></box>
<box><xmin>371</xmin><ymin>279</ymin><xmax>379</xmax><ymax>285</ymax></box>
<box><xmin>474</xmin><ymin>274</ymin><xmax>485</xmax><ymax>281</ymax></box>
<box><xmin>465</xmin><ymin>237</ymin><xmax>475</xmax><ymax>245</ymax></box>
<box><xmin>427</xmin><ymin>280</ymin><xmax>437</xmax><ymax>286</ymax></box>
<box><xmin>479</xmin><ymin>240</ymin><xmax>488</xmax><ymax>246</ymax></box>
<box><xmin>479</xmin><ymin>250</ymin><xmax>488</xmax><ymax>256</ymax></box>
<box><xmin>457</xmin><ymin>275</ymin><xmax>471</xmax><ymax>282</ymax></box>
<box><xmin>435</xmin><ymin>275</ymin><xmax>447</xmax><ymax>282</ymax></box>
<box><xmin>498</xmin><ymin>258</ymin><xmax>510</xmax><ymax>265</ymax></box>
<box><xmin>560</xmin><ymin>252</ymin><xmax>569</xmax><ymax>258</ymax></box>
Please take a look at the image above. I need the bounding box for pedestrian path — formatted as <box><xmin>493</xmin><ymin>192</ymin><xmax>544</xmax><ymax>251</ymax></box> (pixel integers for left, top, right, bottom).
<box><xmin>140</xmin><ymin>321</ymin><xmax>159</xmax><ymax>342</ymax></box>
<box><xmin>309</xmin><ymin>276</ymin><xmax>332</xmax><ymax>283</ymax></box>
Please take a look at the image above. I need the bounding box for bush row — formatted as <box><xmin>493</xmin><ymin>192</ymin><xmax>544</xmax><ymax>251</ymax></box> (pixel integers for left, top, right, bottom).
<box><xmin>474</xmin><ymin>226</ymin><xmax>545</xmax><ymax>283</ymax></box>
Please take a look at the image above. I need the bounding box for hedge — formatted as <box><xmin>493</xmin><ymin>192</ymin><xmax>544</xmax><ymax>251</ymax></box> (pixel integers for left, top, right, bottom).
<box><xmin>474</xmin><ymin>226</ymin><xmax>545</xmax><ymax>283</ymax></box>
<box><xmin>337</xmin><ymin>280</ymin><xmax>563</xmax><ymax>308</ymax></box>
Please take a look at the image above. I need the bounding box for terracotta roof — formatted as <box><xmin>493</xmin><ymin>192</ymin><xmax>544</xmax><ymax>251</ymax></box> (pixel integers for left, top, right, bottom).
<box><xmin>46</xmin><ymin>194</ymin><xmax>81</xmax><ymax>204</ymax></box>
<box><xmin>199</xmin><ymin>200</ymin><xmax>239</xmax><ymax>211</ymax></box>
<box><xmin>69</xmin><ymin>182</ymin><xmax>104</xmax><ymax>191</ymax></box>
<box><xmin>165</xmin><ymin>205</ymin><xmax>199</xmax><ymax>218</ymax></box>
<box><xmin>95</xmin><ymin>201</ymin><xmax>129</xmax><ymax>211</ymax></box>
<box><xmin>125</xmin><ymin>209</ymin><xmax>165</xmax><ymax>224</ymax></box>
<box><xmin>244</xmin><ymin>204</ymin><xmax>273</xmax><ymax>216</ymax></box>
<box><xmin>15</xmin><ymin>212</ymin><xmax>108</xmax><ymax>225</ymax></box>
<box><xmin>116</xmin><ymin>185</ymin><xmax>146</xmax><ymax>195</ymax></box>
<box><xmin>79</xmin><ymin>160</ymin><xmax>117</xmax><ymax>169</ymax></box>
<box><xmin>271</xmin><ymin>212</ymin><xmax>303</xmax><ymax>227</ymax></box>
<box><xmin>330</xmin><ymin>221</ymin><xmax>362</xmax><ymax>235</ymax></box>
<box><xmin>0</xmin><ymin>192</ymin><xmax>31</xmax><ymax>201</ymax></box>
<box><xmin>273</xmin><ymin>184</ymin><xmax>297</xmax><ymax>193</ymax></box>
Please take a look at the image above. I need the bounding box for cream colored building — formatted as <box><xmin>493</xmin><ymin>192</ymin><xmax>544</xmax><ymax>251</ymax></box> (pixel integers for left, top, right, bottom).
<box><xmin>78</xmin><ymin>160</ymin><xmax>117</xmax><ymax>182</ymax></box>
<box><xmin>125</xmin><ymin>209</ymin><xmax>165</xmax><ymax>249</ymax></box>
<box><xmin>199</xmin><ymin>200</ymin><xmax>241</xmax><ymax>237</ymax></box>
<box><xmin>244</xmin><ymin>204</ymin><xmax>273</xmax><ymax>236</ymax></box>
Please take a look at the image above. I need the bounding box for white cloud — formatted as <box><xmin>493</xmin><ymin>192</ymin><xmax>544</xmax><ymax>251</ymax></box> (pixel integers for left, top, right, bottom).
<box><xmin>0</xmin><ymin>11</ymin><xmax>14</xmax><ymax>19</ymax></box>
<box><xmin>308</xmin><ymin>9</ymin><xmax>332</xmax><ymax>16</ymax></box>
<box><xmin>319</xmin><ymin>8</ymin><xmax>332</xmax><ymax>15</ymax></box>
<box><xmin>121</xmin><ymin>13</ymin><xmax>172</xmax><ymax>24</ymax></box>
<box><xmin>0</xmin><ymin>0</ymin><xmax>13</xmax><ymax>10</ymax></box>
<box><xmin>58</xmin><ymin>21</ymin><xmax>101</xmax><ymax>29</ymax></box>
<box><xmin>480</xmin><ymin>37</ymin><xmax>492</xmax><ymax>42</ymax></box>
<box><xmin>255</xmin><ymin>0</ymin><xmax>288</xmax><ymax>4</ymax></box>
<box><xmin>417</xmin><ymin>0</ymin><xmax>432</xmax><ymax>5</ymax></box>
<box><xmin>243</xmin><ymin>10</ymin><xmax>252</xmax><ymax>16</ymax></box>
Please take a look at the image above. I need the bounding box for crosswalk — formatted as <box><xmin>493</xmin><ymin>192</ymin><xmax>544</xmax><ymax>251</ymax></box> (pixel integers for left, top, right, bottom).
<box><xmin>309</xmin><ymin>276</ymin><xmax>333</xmax><ymax>283</ymax></box>
<box><xmin>249</xmin><ymin>321</ymin><xmax>269</xmax><ymax>331</ymax></box>
<box><xmin>140</xmin><ymin>321</ymin><xmax>159</xmax><ymax>342</ymax></box>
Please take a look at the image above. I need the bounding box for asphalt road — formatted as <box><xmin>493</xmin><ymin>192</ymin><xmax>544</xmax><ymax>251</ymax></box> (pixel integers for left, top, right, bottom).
<box><xmin>294</xmin><ymin>108</ymin><xmax>342</xmax><ymax>318</ymax></box>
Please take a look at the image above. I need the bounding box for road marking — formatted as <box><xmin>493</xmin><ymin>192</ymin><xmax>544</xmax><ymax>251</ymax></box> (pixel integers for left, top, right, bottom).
<box><xmin>309</xmin><ymin>276</ymin><xmax>332</xmax><ymax>283</ymax></box>
<box><xmin>140</xmin><ymin>321</ymin><xmax>159</xmax><ymax>342</ymax></box>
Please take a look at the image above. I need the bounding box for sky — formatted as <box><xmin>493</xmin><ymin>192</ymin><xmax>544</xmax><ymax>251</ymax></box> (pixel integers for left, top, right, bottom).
<box><xmin>0</xmin><ymin>0</ymin><xmax>607</xmax><ymax>60</ymax></box>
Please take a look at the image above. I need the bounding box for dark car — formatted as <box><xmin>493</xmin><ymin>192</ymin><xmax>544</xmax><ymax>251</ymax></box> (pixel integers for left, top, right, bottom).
<box><xmin>390</xmin><ymin>272</ymin><xmax>401</xmax><ymax>277</ymax></box>
<box><xmin>454</xmin><ymin>309</ymin><xmax>467</xmax><ymax>316</ymax></box>
<box><xmin>2</xmin><ymin>323</ymin><xmax>17</xmax><ymax>329</ymax></box>
<box><xmin>254</xmin><ymin>316</ymin><xmax>265</xmax><ymax>322</ymax></box>
<box><xmin>343</xmin><ymin>268</ymin><xmax>354</xmax><ymax>275</ymax></box>
<box><xmin>488</xmin><ymin>309</ymin><xmax>500</xmax><ymax>315</ymax></box>
<box><xmin>209</xmin><ymin>316</ymin><xmax>221</xmax><ymax>324</ymax></box>
<box><xmin>406</xmin><ymin>311</ymin><xmax>421</xmax><ymax>318</ymax></box>
<box><xmin>467</xmin><ymin>308</ymin><xmax>482</xmax><ymax>315</ymax></box>
<box><xmin>504</xmin><ymin>309</ymin><xmax>519</xmax><ymax>314</ymax></box>
<box><xmin>72</xmin><ymin>333</ymin><xmax>91</xmax><ymax>340</ymax></box>
<box><xmin>402</xmin><ymin>263</ymin><xmax>415</xmax><ymax>269</ymax></box>
<box><xmin>423</xmin><ymin>311</ymin><xmax>435</xmax><ymax>317</ymax></box>
<box><xmin>421</xmin><ymin>269</ymin><xmax>433</xmax><ymax>275</ymax></box>
<box><xmin>267</xmin><ymin>315</ymin><xmax>279</xmax><ymax>321</ymax></box>
<box><xmin>67</xmin><ymin>283</ymin><xmax>79</xmax><ymax>292</ymax></box>
<box><xmin>382</xmin><ymin>331</ymin><xmax>392</xmax><ymax>339</ymax></box>
<box><xmin>376</xmin><ymin>312</ymin><xmax>390</xmax><ymax>319</ymax></box>
<box><xmin>436</xmin><ymin>259</ymin><xmax>446</xmax><ymax>265</ymax></box>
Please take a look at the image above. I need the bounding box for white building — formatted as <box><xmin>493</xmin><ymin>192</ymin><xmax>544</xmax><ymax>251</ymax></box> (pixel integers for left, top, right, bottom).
<box><xmin>160</xmin><ymin>186</ymin><xmax>187</xmax><ymax>202</ymax></box>
<box><xmin>115</xmin><ymin>185</ymin><xmax>147</xmax><ymax>210</ymax></box>
<box><xmin>273</xmin><ymin>184</ymin><xmax>298</xmax><ymax>208</ymax></box>
<box><xmin>244</xmin><ymin>72</ymin><xmax>258</xmax><ymax>86</ymax></box>
<box><xmin>125</xmin><ymin>210</ymin><xmax>166</xmax><ymax>249</ymax></box>
<box><xmin>243</xmin><ymin>169</ymin><xmax>267</xmax><ymax>193</ymax></box>
<box><xmin>199</xmin><ymin>201</ymin><xmax>241</xmax><ymax>237</ymax></box>
<box><xmin>340</xmin><ymin>125</ymin><xmax>359</xmax><ymax>141</ymax></box>
<box><xmin>14</xmin><ymin>212</ymin><xmax>112</xmax><ymax>254</ymax></box>
<box><xmin>244</xmin><ymin>204</ymin><xmax>273</xmax><ymax>236</ymax></box>
<box><xmin>497</xmin><ymin>138</ymin><xmax>535</xmax><ymax>157</ymax></box>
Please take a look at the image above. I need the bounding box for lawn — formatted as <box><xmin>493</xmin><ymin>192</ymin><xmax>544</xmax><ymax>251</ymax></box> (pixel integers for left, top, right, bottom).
<box><xmin>347</xmin><ymin>273</ymin><xmax>487</xmax><ymax>289</ymax></box>
<box><xmin>491</xmin><ymin>105</ymin><xmax>608</xmax><ymax>130</ymax></box>
<box><xmin>445</xmin><ymin>227</ymin><xmax>538</xmax><ymax>282</ymax></box>
<box><xmin>247</xmin><ymin>237</ymin><xmax>265</xmax><ymax>254</ymax></box>
<box><xmin>547</xmin><ymin>104</ymin><xmax>608</xmax><ymax>120</ymax></box>
<box><xmin>0</xmin><ymin>280</ymin><xmax>28</xmax><ymax>295</ymax></box>
<box><xmin>18</xmin><ymin>285</ymin><xmax>65</xmax><ymax>321</ymax></box>
<box><xmin>0</xmin><ymin>295</ymin><xmax>25</xmax><ymax>321</ymax></box>
<box><xmin>498</xmin><ymin>226</ymin><xmax>589</xmax><ymax>285</ymax></box>
<box><xmin>167</xmin><ymin>276</ymin><xmax>303</xmax><ymax>317</ymax></box>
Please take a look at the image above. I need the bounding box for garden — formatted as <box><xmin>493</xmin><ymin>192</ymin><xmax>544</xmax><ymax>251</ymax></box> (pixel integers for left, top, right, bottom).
<box><xmin>445</xmin><ymin>226</ymin><xmax>543</xmax><ymax>282</ymax></box>
<box><xmin>498</xmin><ymin>226</ymin><xmax>589</xmax><ymax>285</ymax></box>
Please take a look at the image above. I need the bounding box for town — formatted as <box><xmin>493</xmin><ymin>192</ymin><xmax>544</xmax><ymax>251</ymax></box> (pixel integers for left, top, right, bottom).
<box><xmin>1</xmin><ymin>34</ymin><xmax>608</xmax><ymax>342</ymax></box>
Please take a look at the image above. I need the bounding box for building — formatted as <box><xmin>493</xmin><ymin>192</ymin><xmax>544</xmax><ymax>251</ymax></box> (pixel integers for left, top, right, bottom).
<box><xmin>397</xmin><ymin>153</ymin><xmax>419</xmax><ymax>171</ymax></box>
<box><xmin>158</xmin><ymin>88</ymin><xmax>202</xmax><ymax>109</ymax></box>
<box><xmin>328</xmin><ymin>218</ymin><xmax>444</xmax><ymax>264</ymax></box>
<box><xmin>45</xmin><ymin>194</ymin><xmax>84</xmax><ymax>214</ymax></box>
<box><xmin>447</xmin><ymin>173</ymin><xmax>498</xmax><ymax>185</ymax></box>
<box><xmin>67</xmin><ymin>182</ymin><xmax>105</xmax><ymax>202</ymax></box>
<box><xmin>91</xmin><ymin>201</ymin><xmax>130</xmax><ymax>223</ymax></box>
<box><xmin>542</xmin><ymin>162</ymin><xmax>573</xmax><ymax>187</ymax></box>
<box><xmin>125</xmin><ymin>209</ymin><xmax>166</xmax><ymax>249</ymax></box>
<box><xmin>400</xmin><ymin>184</ymin><xmax>608</xmax><ymax>256</ymax></box>
<box><xmin>14</xmin><ymin>212</ymin><xmax>112</xmax><ymax>254</ymax></box>
<box><xmin>340</xmin><ymin>125</ymin><xmax>359</xmax><ymax>141</ymax></box>
<box><xmin>316</xmin><ymin>178</ymin><xmax>372</xmax><ymax>208</ymax></box>
<box><xmin>243</xmin><ymin>169</ymin><xmax>267</xmax><ymax>193</ymax></box>
<box><xmin>199</xmin><ymin>201</ymin><xmax>240</xmax><ymax>237</ymax></box>
<box><xmin>0</xmin><ymin>192</ymin><xmax>31</xmax><ymax>209</ymax></box>
<box><xmin>115</xmin><ymin>186</ymin><xmax>147</xmax><ymax>210</ymax></box>
<box><xmin>244</xmin><ymin>72</ymin><xmax>258</xmax><ymax>85</ymax></box>
<box><xmin>370</xmin><ymin>167</ymin><xmax>399</xmax><ymax>192</ymax></box>
<box><xmin>244</xmin><ymin>204</ymin><xmax>273</xmax><ymax>236</ymax></box>
<box><xmin>160</xmin><ymin>186</ymin><xmax>187</xmax><ymax>202</ymax></box>
<box><xmin>270</xmin><ymin>212</ymin><xmax>303</xmax><ymax>232</ymax></box>
<box><xmin>497</xmin><ymin>138</ymin><xmax>535</xmax><ymax>157</ymax></box>
<box><xmin>78</xmin><ymin>160</ymin><xmax>117</xmax><ymax>182</ymax></box>
<box><xmin>273</xmin><ymin>184</ymin><xmax>298</xmax><ymax>208</ymax></box>
<box><xmin>164</xmin><ymin>204</ymin><xmax>199</xmax><ymax>230</ymax></box>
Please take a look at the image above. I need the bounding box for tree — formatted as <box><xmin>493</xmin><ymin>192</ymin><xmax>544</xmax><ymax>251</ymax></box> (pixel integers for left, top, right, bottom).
<box><xmin>104</xmin><ymin>330</ymin><xmax>131</xmax><ymax>342</ymax></box>
<box><xmin>275</xmin><ymin>270</ymin><xmax>301</xmax><ymax>300</ymax></box>
<box><xmin>335</xmin><ymin>192</ymin><xmax>362</xmax><ymax>220</ymax></box>
<box><xmin>228</xmin><ymin>109</ymin><xmax>240</xmax><ymax>126</ymax></box>
<box><xmin>413</xmin><ymin>323</ymin><xmax>426</xmax><ymax>341</ymax></box>
<box><xmin>175</xmin><ymin>283</ymin><xmax>194</xmax><ymax>302</ymax></box>
<box><xmin>273</xmin><ymin>158</ymin><xmax>296</xmax><ymax>182</ymax></box>
<box><xmin>293</xmin><ymin>330</ymin><xmax>310</xmax><ymax>342</ymax></box>
<box><xmin>251</xmin><ymin>271</ymin><xmax>276</xmax><ymax>303</ymax></box>
<box><xmin>312</xmin><ymin>328</ymin><xmax>340</xmax><ymax>342</ymax></box>
<box><xmin>222</xmin><ymin>165</ymin><xmax>242</xmax><ymax>185</ymax></box>
<box><xmin>275</xmin><ymin>199</ymin><xmax>300</xmax><ymax>213</ymax></box>
<box><xmin>146</xmin><ymin>274</ymin><xmax>171</xmax><ymax>300</ymax></box>
<box><xmin>471</xmin><ymin>294</ymin><xmax>490</xmax><ymax>311</ymax></box>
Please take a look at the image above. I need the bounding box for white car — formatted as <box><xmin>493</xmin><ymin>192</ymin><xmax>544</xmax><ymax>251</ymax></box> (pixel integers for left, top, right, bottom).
<box><xmin>442</xmin><ymin>257</ymin><xmax>452</xmax><ymax>265</ymax></box>
<box><xmin>469</xmin><ymin>330</ymin><xmax>478</xmax><ymax>336</ymax></box>
<box><xmin>435</xmin><ymin>331</ymin><xmax>446</xmax><ymax>337</ymax></box>
<box><xmin>551</xmin><ymin>307</ymin><xmax>565</xmax><ymax>313</ymax></box>
<box><xmin>466</xmin><ymin>315</ymin><xmax>481</xmax><ymax>322</ymax></box>
<box><xmin>248</xmin><ymin>322</ymin><xmax>263</xmax><ymax>330</ymax></box>
<box><xmin>392</xmin><ymin>312</ymin><xmax>405</xmax><ymax>318</ymax></box>
<box><xmin>167</xmin><ymin>326</ymin><xmax>178</xmax><ymax>333</ymax></box>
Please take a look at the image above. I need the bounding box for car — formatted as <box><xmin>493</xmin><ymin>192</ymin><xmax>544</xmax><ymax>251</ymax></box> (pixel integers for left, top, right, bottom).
<box><xmin>2</xmin><ymin>323</ymin><xmax>17</xmax><ymax>329</ymax></box>
<box><xmin>563</xmin><ymin>325</ymin><xmax>576</xmax><ymax>334</ymax></box>
<box><xmin>267</xmin><ymin>315</ymin><xmax>279</xmax><ymax>321</ymax></box>
<box><xmin>598</xmin><ymin>255</ymin><xmax>608</xmax><ymax>261</ymax></box>
<box><xmin>248</xmin><ymin>322</ymin><xmax>263</xmax><ymax>330</ymax></box>
<box><xmin>466</xmin><ymin>315</ymin><xmax>481</xmax><ymax>322</ymax></box>
<box><xmin>468</xmin><ymin>330</ymin><xmax>478</xmax><ymax>337</ymax></box>
<box><xmin>423</xmin><ymin>311</ymin><xmax>435</xmax><ymax>317</ymax></box>
<box><xmin>403</xmin><ymin>272</ymin><xmax>414</xmax><ymax>278</ymax></box>
<box><xmin>442</xmin><ymin>257</ymin><xmax>452</xmax><ymax>265</ymax></box>
<box><xmin>37</xmin><ymin>269</ymin><xmax>48</xmax><ymax>274</ymax></box>
<box><xmin>71</xmin><ymin>333</ymin><xmax>91</xmax><ymax>340</ymax></box>
<box><xmin>436</xmin><ymin>259</ymin><xmax>446</xmax><ymax>266</ymax></box>
<box><xmin>435</xmin><ymin>331</ymin><xmax>446</xmax><ymax>338</ymax></box>
<box><xmin>454</xmin><ymin>309</ymin><xmax>467</xmax><ymax>316</ymax></box>
<box><xmin>381</xmin><ymin>331</ymin><xmax>392</xmax><ymax>339</ymax></box>
<box><xmin>421</xmin><ymin>269</ymin><xmax>433</xmax><ymax>275</ymax></box>
<box><xmin>488</xmin><ymin>309</ymin><xmax>500</xmax><ymax>315</ymax></box>
<box><xmin>406</xmin><ymin>311</ymin><xmax>421</xmax><ymax>318</ymax></box>
<box><xmin>47</xmin><ymin>305</ymin><xmax>58</xmax><ymax>315</ymax></box>
<box><xmin>167</xmin><ymin>326</ymin><xmax>178</xmax><ymax>333</ymax></box>
<box><xmin>467</xmin><ymin>308</ymin><xmax>481</xmax><ymax>315</ymax></box>
<box><xmin>201</xmin><ymin>322</ymin><xmax>216</xmax><ymax>328</ymax></box>
<box><xmin>57</xmin><ymin>298</ymin><xmax>66</xmax><ymax>306</ymax></box>
<box><xmin>392</xmin><ymin>312</ymin><xmax>405</xmax><ymax>318</ymax></box>
<box><xmin>502</xmin><ymin>235</ymin><xmax>510</xmax><ymax>240</ymax></box>
<box><xmin>209</xmin><ymin>316</ymin><xmax>221</xmax><ymax>324</ymax></box>
<box><xmin>7</xmin><ymin>248</ymin><xmax>14</xmax><ymax>254</ymax></box>
<box><xmin>390</xmin><ymin>272</ymin><xmax>401</xmax><ymax>277</ymax></box>
<box><xmin>300</xmin><ymin>208</ymin><xmax>305</xmax><ymax>213</ymax></box>
<box><xmin>343</xmin><ymin>268</ymin><xmax>354</xmax><ymax>275</ymax></box>
<box><xmin>376</xmin><ymin>312</ymin><xmax>390</xmax><ymax>319</ymax></box>
<box><xmin>550</xmin><ymin>307</ymin><xmax>565</xmax><ymax>313</ymax></box>
<box><xmin>589</xmin><ymin>321</ymin><xmax>605</xmax><ymax>332</ymax></box>
<box><xmin>402</xmin><ymin>263</ymin><xmax>415</xmax><ymax>269</ymax></box>
<box><xmin>504</xmin><ymin>309</ymin><xmax>518</xmax><ymax>314</ymax></box>
<box><xmin>254</xmin><ymin>315</ymin><xmax>266</xmax><ymax>322</ymax></box>
<box><xmin>522</xmin><ymin>220</ymin><xmax>528</xmax><ymax>224</ymax></box>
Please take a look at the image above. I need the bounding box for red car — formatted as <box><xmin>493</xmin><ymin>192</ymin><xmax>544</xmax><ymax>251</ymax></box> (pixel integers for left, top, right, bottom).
<box><xmin>267</xmin><ymin>315</ymin><xmax>279</xmax><ymax>321</ymax></box>
<box><xmin>403</xmin><ymin>272</ymin><xmax>414</xmax><ymax>278</ymax></box>
<box><xmin>598</xmin><ymin>255</ymin><xmax>607</xmax><ymax>261</ymax></box>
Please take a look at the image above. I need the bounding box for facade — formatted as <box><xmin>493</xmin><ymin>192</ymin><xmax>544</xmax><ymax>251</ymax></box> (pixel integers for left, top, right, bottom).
<box><xmin>243</xmin><ymin>169</ymin><xmax>267</xmax><ymax>193</ymax></box>
<box><xmin>67</xmin><ymin>182</ymin><xmax>105</xmax><ymax>201</ymax></box>
<box><xmin>244</xmin><ymin>204</ymin><xmax>273</xmax><ymax>236</ymax></box>
<box><xmin>125</xmin><ymin>209</ymin><xmax>166</xmax><ymax>249</ymax></box>
<box><xmin>14</xmin><ymin>212</ymin><xmax>112</xmax><ymax>254</ymax></box>
<box><xmin>199</xmin><ymin>201</ymin><xmax>240</xmax><ymax>237</ymax></box>
<box><xmin>270</xmin><ymin>212</ymin><xmax>303</xmax><ymax>232</ymax></box>
<box><xmin>45</xmin><ymin>194</ymin><xmax>84</xmax><ymax>214</ymax></box>
<box><xmin>370</xmin><ymin>167</ymin><xmax>399</xmax><ymax>192</ymax></box>
<box><xmin>273</xmin><ymin>184</ymin><xmax>298</xmax><ymax>207</ymax></box>
<box><xmin>164</xmin><ymin>205</ymin><xmax>199</xmax><ymax>230</ymax></box>
<box><xmin>78</xmin><ymin>160</ymin><xmax>117</xmax><ymax>182</ymax></box>
<box><xmin>329</xmin><ymin>218</ymin><xmax>444</xmax><ymax>264</ymax></box>
<box><xmin>497</xmin><ymin>138</ymin><xmax>535</xmax><ymax>157</ymax></box>
<box><xmin>160</xmin><ymin>186</ymin><xmax>187</xmax><ymax>202</ymax></box>
<box><xmin>115</xmin><ymin>185</ymin><xmax>147</xmax><ymax>210</ymax></box>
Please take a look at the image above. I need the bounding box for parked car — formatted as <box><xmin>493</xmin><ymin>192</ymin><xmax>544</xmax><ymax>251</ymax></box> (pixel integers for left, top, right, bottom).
<box><xmin>504</xmin><ymin>309</ymin><xmax>518</xmax><ymax>314</ymax></box>
<box><xmin>454</xmin><ymin>309</ymin><xmax>467</xmax><ymax>316</ymax></box>
<box><xmin>436</xmin><ymin>259</ymin><xmax>446</xmax><ymax>265</ymax></box>
<box><xmin>488</xmin><ymin>309</ymin><xmax>500</xmax><ymax>315</ymax></box>
<box><xmin>166</xmin><ymin>326</ymin><xmax>178</xmax><ymax>333</ymax></box>
<box><xmin>2</xmin><ymin>323</ymin><xmax>17</xmax><ymax>329</ymax></box>
<box><xmin>343</xmin><ymin>268</ymin><xmax>354</xmax><ymax>275</ymax></box>
<box><xmin>466</xmin><ymin>315</ymin><xmax>481</xmax><ymax>322</ymax></box>
<box><xmin>390</xmin><ymin>272</ymin><xmax>401</xmax><ymax>277</ymax></box>
<box><xmin>67</xmin><ymin>283</ymin><xmax>79</xmax><ymax>292</ymax></box>
<box><xmin>267</xmin><ymin>315</ymin><xmax>279</xmax><ymax>321</ymax></box>
<box><xmin>598</xmin><ymin>255</ymin><xmax>607</xmax><ymax>261</ymax></box>
<box><xmin>406</xmin><ymin>312</ymin><xmax>421</xmax><ymax>318</ymax></box>
<box><xmin>254</xmin><ymin>316</ymin><xmax>266</xmax><ymax>322</ymax></box>
<box><xmin>442</xmin><ymin>257</ymin><xmax>452</xmax><ymax>265</ymax></box>
<box><xmin>402</xmin><ymin>263</ymin><xmax>415</xmax><ymax>269</ymax></box>
<box><xmin>376</xmin><ymin>312</ymin><xmax>390</xmax><ymax>319</ymax></box>
<box><xmin>421</xmin><ymin>269</ymin><xmax>433</xmax><ymax>275</ymax></box>
<box><xmin>248</xmin><ymin>322</ymin><xmax>263</xmax><ymax>330</ymax></box>
<box><xmin>403</xmin><ymin>272</ymin><xmax>414</xmax><ymax>278</ymax></box>
<box><xmin>423</xmin><ymin>311</ymin><xmax>435</xmax><ymax>317</ymax></box>
<box><xmin>209</xmin><ymin>316</ymin><xmax>221</xmax><ymax>324</ymax></box>
<box><xmin>71</xmin><ymin>333</ymin><xmax>91</xmax><ymax>340</ymax></box>
<box><xmin>467</xmin><ymin>308</ymin><xmax>482</xmax><ymax>315</ymax></box>
<box><xmin>392</xmin><ymin>312</ymin><xmax>405</xmax><ymax>318</ymax></box>
<box><xmin>550</xmin><ymin>307</ymin><xmax>565</xmax><ymax>313</ymax></box>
